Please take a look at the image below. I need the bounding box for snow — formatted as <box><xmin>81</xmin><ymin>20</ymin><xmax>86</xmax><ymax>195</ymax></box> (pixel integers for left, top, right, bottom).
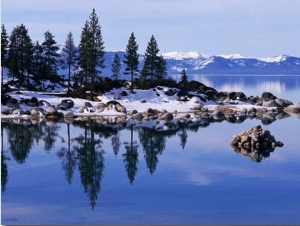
<box><xmin>216</xmin><ymin>54</ymin><xmax>248</xmax><ymax>59</ymax></box>
<box><xmin>259</xmin><ymin>55</ymin><xmax>287</xmax><ymax>63</ymax></box>
<box><xmin>162</xmin><ymin>52</ymin><xmax>208</xmax><ymax>60</ymax></box>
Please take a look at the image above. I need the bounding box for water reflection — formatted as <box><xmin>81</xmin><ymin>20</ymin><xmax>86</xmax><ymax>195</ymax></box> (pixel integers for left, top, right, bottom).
<box><xmin>171</xmin><ymin>75</ymin><xmax>300</xmax><ymax>103</ymax></box>
<box><xmin>0</xmin><ymin>112</ymin><xmax>298</xmax><ymax>208</ymax></box>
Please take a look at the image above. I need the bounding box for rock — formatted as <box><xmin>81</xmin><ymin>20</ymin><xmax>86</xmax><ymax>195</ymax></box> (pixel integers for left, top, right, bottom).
<box><xmin>120</xmin><ymin>90</ymin><xmax>128</xmax><ymax>96</ymax></box>
<box><xmin>84</xmin><ymin>102</ymin><xmax>93</xmax><ymax>107</ymax></box>
<box><xmin>230</xmin><ymin>125</ymin><xmax>284</xmax><ymax>162</ymax></box>
<box><xmin>159</xmin><ymin>112</ymin><xmax>174</xmax><ymax>121</ymax></box>
<box><xmin>77</xmin><ymin>106</ymin><xmax>87</xmax><ymax>113</ymax></box>
<box><xmin>275</xmin><ymin>98</ymin><xmax>293</xmax><ymax>108</ymax></box>
<box><xmin>128</xmin><ymin>110</ymin><xmax>138</xmax><ymax>116</ymax></box>
<box><xmin>25</xmin><ymin>97</ymin><xmax>39</xmax><ymax>107</ymax></box>
<box><xmin>284</xmin><ymin>102</ymin><xmax>300</xmax><ymax>113</ymax></box>
<box><xmin>12</xmin><ymin>109</ymin><xmax>25</xmax><ymax>116</ymax></box>
<box><xmin>6</xmin><ymin>97</ymin><xmax>19</xmax><ymax>108</ymax></box>
<box><xmin>45</xmin><ymin>106</ymin><xmax>57</xmax><ymax>114</ymax></box>
<box><xmin>262</xmin><ymin>100</ymin><xmax>281</xmax><ymax>108</ymax></box>
<box><xmin>30</xmin><ymin>108</ymin><xmax>45</xmax><ymax>118</ymax></box>
<box><xmin>1</xmin><ymin>94</ymin><xmax>11</xmax><ymax>105</ymax></box>
<box><xmin>131</xmin><ymin>112</ymin><xmax>144</xmax><ymax>120</ymax></box>
<box><xmin>261</xmin><ymin>92</ymin><xmax>276</xmax><ymax>100</ymax></box>
<box><xmin>143</xmin><ymin>108</ymin><xmax>156</xmax><ymax>116</ymax></box>
<box><xmin>115</xmin><ymin>103</ymin><xmax>127</xmax><ymax>114</ymax></box>
<box><xmin>38</xmin><ymin>100</ymin><xmax>51</xmax><ymax>107</ymax></box>
<box><xmin>61</xmin><ymin>99</ymin><xmax>74</xmax><ymax>109</ymax></box>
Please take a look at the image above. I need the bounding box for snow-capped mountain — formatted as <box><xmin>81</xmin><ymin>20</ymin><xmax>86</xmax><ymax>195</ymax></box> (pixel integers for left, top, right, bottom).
<box><xmin>161</xmin><ymin>52</ymin><xmax>300</xmax><ymax>75</ymax></box>
<box><xmin>56</xmin><ymin>44</ymin><xmax>300</xmax><ymax>76</ymax></box>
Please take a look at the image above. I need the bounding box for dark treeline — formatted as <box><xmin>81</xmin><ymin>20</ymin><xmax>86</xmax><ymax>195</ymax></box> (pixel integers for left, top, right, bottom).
<box><xmin>1</xmin><ymin>8</ymin><xmax>176</xmax><ymax>99</ymax></box>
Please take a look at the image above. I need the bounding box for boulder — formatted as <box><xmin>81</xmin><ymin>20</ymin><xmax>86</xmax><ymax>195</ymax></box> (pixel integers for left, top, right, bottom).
<box><xmin>261</xmin><ymin>91</ymin><xmax>276</xmax><ymax>100</ymax></box>
<box><xmin>1</xmin><ymin>94</ymin><xmax>11</xmax><ymax>105</ymax></box>
<box><xmin>262</xmin><ymin>100</ymin><xmax>281</xmax><ymax>108</ymax></box>
<box><xmin>131</xmin><ymin>112</ymin><xmax>144</xmax><ymax>120</ymax></box>
<box><xmin>6</xmin><ymin>97</ymin><xmax>19</xmax><ymax>108</ymax></box>
<box><xmin>274</xmin><ymin>98</ymin><xmax>293</xmax><ymax>108</ymax></box>
<box><xmin>84</xmin><ymin>102</ymin><xmax>93</xmax><ymax>107</ymax></box>
<box><xmin>38</xmin><ymin>100</ymin><xmax>51</xmax><ymax>107</ymax></box>
<box><xmin>115</xmin><ymin>103</ymin><xmax>127</xmax><ymax>114</ymax></box>
<box><xmin>230</xmin><ymin>125</ymin><xmax>284</xmax><ymax>162</ymax></box>
<box><xmin>45</xmin><ymin>106</ymin><xmax>58</xmax><ymax>114</ymax></box>
<box><xmin>159</xmin><ymin>112</ymin><xmax>174</xmax><ymax>121</ymax></box>
<box><xmin>25</xmin><ymin>97</ymin><xmax>39</xmax><ymax>107</ymax></box>
<box><xmin>61</xmin><ymin>99</ymin><xmax>75</xmax><ymax>109</ymax></box>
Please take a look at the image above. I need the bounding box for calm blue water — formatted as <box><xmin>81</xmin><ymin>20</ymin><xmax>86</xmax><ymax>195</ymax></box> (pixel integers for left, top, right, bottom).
<box><xmin>1</xmin><ymin>75</ymin><xmax>300</xmax><ymax>224</ymax></box>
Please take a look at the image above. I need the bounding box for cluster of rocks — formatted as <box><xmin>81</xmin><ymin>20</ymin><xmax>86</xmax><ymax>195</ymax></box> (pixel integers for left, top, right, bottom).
<box><xmin>230</xmin><ymin>125</ymin><xmax>284</xmax><ymax>162</ymax></box>
<box><xmin>1</xmin><ymin>94</ymin><xmax>128</xmax><ymax>119</ymax></box>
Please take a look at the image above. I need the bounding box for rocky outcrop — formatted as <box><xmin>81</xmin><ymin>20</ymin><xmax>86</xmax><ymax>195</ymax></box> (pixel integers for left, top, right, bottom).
<box><xmin>230</xmin><ymin>125</ymin><xmax>284</xmax><ymax>162</ymax></box>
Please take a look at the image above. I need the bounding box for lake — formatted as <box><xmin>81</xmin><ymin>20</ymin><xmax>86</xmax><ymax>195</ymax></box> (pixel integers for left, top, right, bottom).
<box><xmin>1</xmin><ymin>75</ymin><xmax>300</xmax><ymax>224</ymax></box>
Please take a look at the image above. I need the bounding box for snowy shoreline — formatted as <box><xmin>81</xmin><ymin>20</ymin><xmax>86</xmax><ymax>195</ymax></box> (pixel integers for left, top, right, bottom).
<box><xmin>1</xmin><ymin>85</ymin><xmax>300</xmax><ymax>127</ymax></box>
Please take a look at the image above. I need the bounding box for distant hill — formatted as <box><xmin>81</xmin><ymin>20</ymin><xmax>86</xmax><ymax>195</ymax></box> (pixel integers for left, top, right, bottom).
<box><xmin>100</xmin><ymin>51</ymin><xmax>300</xmax><ymax>76</ymax></box>
<box><xmin>57</xmin><ymin>45</ymin><xmax>300</xmax><ymax>77</ymax></box>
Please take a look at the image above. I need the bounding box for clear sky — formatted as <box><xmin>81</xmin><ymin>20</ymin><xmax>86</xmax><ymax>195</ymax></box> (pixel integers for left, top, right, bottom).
<box><xmin>1</xmin><ymin>0</ymin><xmax>300</xmax><ymax>58</ymax></box>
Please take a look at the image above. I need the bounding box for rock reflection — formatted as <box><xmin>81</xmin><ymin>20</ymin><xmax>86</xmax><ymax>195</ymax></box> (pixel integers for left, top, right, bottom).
<box><xmin>230</xmin><ymin>125</ymin><xmax>284</xmax><ymax>162</ymax></box>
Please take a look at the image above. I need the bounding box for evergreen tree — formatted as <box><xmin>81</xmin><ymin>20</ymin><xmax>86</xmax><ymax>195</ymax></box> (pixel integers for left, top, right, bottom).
<box><xmin>31</xmin><ymin>41</ymin><xmax>46</xmax><ymax>84</ymax></box>
<box><xmin>140</xmin><ymin>35</ymin><xmax>160</xmax><ymax>81</ymax></box>
<box><xmin>180</xmin><ymin>69</ymin><xmax>188</xmax><ymax>92</ymax></box>
<box><xmin>41</xmin><ymin>30</ymin><xmax>59</xmax><ymax>86</ymax></box>
<box><xmin>78</xmin><ymin>21</ymin><xmax>92</xmax><ymax>85</ymax></box>
<box><xmin>123</xmin><ymin>32</ymin><xmax>139</xmax><ymax>93</ymax></box>
<box><xmin>7</xmin><ymin>24</ymin><xmax>33</xmax><ymax>91</ymax></box>
<box><xmin>1</xmin><ymin>24</ymin><xmax>9</xmax><ymax>88</ymax></box>
<box><xmin>62</xmin><ymin>31</ymin><xmax>77</xmax><ymax>94</ymax></box>
<box><xmin>156</xmin><ymin>55</ymin><xmax>167</xmax><ymax>81</ymax></box>
<box><xmin>78</xmin><ymin>8</ymin><xmax>105</xmax><ymax>100</ymax></box>
<box><xmin>111</xmin><ymin>53</ymin><xmax>121</xmax><ymax>80</ymax></box>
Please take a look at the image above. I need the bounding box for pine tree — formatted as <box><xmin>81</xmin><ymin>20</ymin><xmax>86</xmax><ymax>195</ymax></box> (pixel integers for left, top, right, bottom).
<box><xmin>1</xmin><ymin>24</ymin><xmax>9</xmax><ymax>88</ymax></box>
<box><xmin>123</xmin><ymin>32</ymin><xmax>139</xmax><ymax>93</ymax></box>
<box><xmin>156</xmin><ymin>55</ymin><xmax>167</xmax><ymax>81</ymax></box>
<box><xmin>41</xmin><ymin>30</ymin><xmax>59</xmax><ymax>86</ymax></box>
<box><xmin>7</xmin><ymin>24</ymin><xmax>33</xmax><ymax>90</ymax></box>
<box><xmin>78</xmin><ymin>21</ymin><xmax>92</xmax><ymax>85</ymax></box>
<box><xmin>140</xmin><ymin>35</ymin><xmax>160</xmax><ymax>81</ymax></box>
<box><xmin>78</xmin><ymin>8</ymin><xmax>105</xmax><ymax>100</ymax></box>
<box><xmin>180</xmin><ymin>69</ymin><xmax>188</xmax><ymax>92</ymax></box>
<box><xmin>31</xmin><ymin>41</ymin><xmax>45</xmax><ymax>82</ymax></box>
<box><xmin>62</xmin><ymin>32</ymin><xmax>77</xmax><ymax>94</ymax></box>
<box><xmin>111</xmin><ymin>53</ymin><xmax>121</xmax><ymax>80</ymax></box>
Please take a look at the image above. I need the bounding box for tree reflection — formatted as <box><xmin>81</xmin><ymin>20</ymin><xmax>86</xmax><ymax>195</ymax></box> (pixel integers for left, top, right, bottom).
<box><xmin>7</xmin><ymin>123</ymin><xmax>33</xmax><ymax>163</ymax></box>
<box><xmin>1</xmin><ymin>125</ymin><xmax>9</xmax><ymax>193</ymax></box>
<box><xmin>138</xmin><ymin>127</ymin><xmax>166</xmax><ymax>174</ymax></box>
<box><xmin>57</xmin><ymin>123</ymin><xmax>76</xmax><ymax>185</ymax></box>
<box><xmin>73</xmin><ymin>123</ymin><xmax>105</xmax><ymax>209</ymax></box>
<box><xmin>123</xmin><ymin>125</ymin><xmax>139</xmax><ymax>184</ymax></box>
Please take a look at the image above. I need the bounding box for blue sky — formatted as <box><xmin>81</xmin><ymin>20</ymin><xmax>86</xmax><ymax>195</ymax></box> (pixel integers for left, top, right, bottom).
<box><xmin>2</xmin><ymin>0</ymin><xmax>300</xmax><ymax>57</ymax></box>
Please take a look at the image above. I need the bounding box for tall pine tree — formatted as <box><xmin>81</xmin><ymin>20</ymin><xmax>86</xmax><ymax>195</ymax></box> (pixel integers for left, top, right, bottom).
<box><xmin>31</xmin><ymin>41</ymin><xmax>46</xmax><ymax>83</ymax></box>
<box><xmin>123</xmin><ymin>32</ymin><xmax>139</xmax><ymax>93</ymax></box>
<box><xmin>62</xmin><ymin>31</ymin><xmax>77</xmax><ymax>94</ymax></box>
<box><xmin>41</xmin><ymin>30</ymin><xmax>59</xmax><ymax>86</ymax></box>
<box><xmin>7</xmin><ymin>24</ymin><xmax>33</xmax><ymax>90</ymax></box>
<box><xmin>78</xmin><ymin>8</ymin><xmax>105</xmax><ymax>100</ymax></box>
<box><xmin>140</xmin><ymin>35</ymin><xmax>160</xmax><ymax>81</ymax></box>
<box><xmin>111</xmin><ymin>53</ymin><xmax>121</xmax><ymax>80</ymax></box>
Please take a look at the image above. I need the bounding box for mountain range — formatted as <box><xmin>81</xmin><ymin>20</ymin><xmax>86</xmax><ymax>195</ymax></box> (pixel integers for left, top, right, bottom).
<box><xmin>102</xmin><ymin>51</ymin><xmax>300</xmax><ymax>76</ymax></box>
